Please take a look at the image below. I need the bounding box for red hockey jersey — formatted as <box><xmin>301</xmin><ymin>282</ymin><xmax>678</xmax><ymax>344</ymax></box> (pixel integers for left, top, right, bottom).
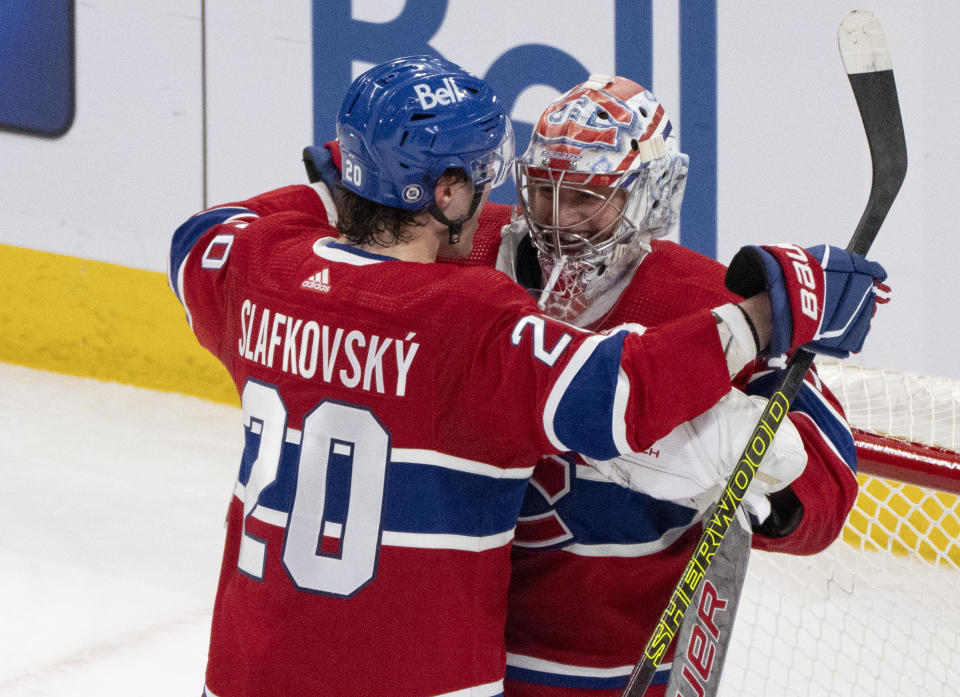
<box><xmin>168</xmin><ymin>185</ymin><xmax>736</xmax><ymax>697</ymax></box>
<box><xmin>486</xmin><ymin>234</ymin><xmax>859</xmax><ymax>696</ymax></box>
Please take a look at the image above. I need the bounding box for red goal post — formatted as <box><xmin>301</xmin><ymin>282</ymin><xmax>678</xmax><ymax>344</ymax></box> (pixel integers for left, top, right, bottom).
<box><xmin>854</xmin><ymin>428</ymin><xmax>960</xmax><ymax>496</ymax></box>
<box><xmin>835</xmin><ymin>358</ymin><xmax>960</xmax><ymax>493</ymax></box>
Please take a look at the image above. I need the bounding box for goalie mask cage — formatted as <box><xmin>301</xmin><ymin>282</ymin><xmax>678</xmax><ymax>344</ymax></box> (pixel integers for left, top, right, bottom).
<box><xmin>719</xmin><ymin>360</ymin><xmax>960</xmax><ymax>697</ymax></box>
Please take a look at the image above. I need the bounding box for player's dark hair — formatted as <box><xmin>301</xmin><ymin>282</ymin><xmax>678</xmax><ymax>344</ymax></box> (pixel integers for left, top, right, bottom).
<box><xmin>337</xmin><ymin>168</ymin><xmax>470</xmax><ymax>248</ymax></box>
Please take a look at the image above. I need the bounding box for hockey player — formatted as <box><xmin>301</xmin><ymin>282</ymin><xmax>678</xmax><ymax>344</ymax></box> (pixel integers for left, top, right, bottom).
<box><xmin>485</xmin><ymin>75</ymin><xmax>882</xmax><ymax>696</ymax></box>
<box><xmin>172</xmin><ymin>55</ymin><xmax>887</xmax><ymax>697</ymax></box>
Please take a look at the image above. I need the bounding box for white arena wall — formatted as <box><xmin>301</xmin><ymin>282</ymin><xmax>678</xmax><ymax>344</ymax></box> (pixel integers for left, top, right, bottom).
<box><xmin>0</xmin><ymin>0</ymin><xmax>955</xmax><ymax>402</ymax></box>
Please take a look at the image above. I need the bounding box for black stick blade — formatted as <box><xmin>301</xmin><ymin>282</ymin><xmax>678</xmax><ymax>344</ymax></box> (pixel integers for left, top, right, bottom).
<box><xmin>839</xmin><ymin>11</ymin><xmax>907</xmax><ymax>255</ymax></box>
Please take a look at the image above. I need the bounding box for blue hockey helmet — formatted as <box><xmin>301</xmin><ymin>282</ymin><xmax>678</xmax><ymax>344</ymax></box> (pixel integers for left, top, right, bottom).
<box><xmin>336</xmin><ymin>55</ymin><xmax>514</xmax><ymax>210</ymax></box>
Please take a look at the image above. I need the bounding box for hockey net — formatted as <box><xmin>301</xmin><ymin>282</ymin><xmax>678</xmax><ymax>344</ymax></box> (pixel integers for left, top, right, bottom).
<box><xmin>720</xmin><ymin>360</ymin><xmax>960</xmax><ymax>697</ymax></box>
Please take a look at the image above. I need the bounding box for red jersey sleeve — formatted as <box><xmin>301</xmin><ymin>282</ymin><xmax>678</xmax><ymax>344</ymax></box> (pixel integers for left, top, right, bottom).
<box><xmin>739</xmin><ymin>360</ymin><xmax>860</xmax><ymax>553</ymax></box>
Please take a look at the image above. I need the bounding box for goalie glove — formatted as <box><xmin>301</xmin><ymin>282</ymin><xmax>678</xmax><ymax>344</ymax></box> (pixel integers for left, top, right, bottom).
<box><xmin>586</xmin><ymin>389</ymin><xmax>807</xmax><ymax>523</ymax></box>
<box><xmin>725</xmin><ymin>243</ymin><xmax>889</xmax><ymax>358</ymax></box>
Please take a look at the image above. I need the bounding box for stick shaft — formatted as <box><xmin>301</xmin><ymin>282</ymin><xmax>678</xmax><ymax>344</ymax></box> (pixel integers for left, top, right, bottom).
<box><xmin>621</xmin><ymin>354</ymin><xmax>811</xmax><ymax>696</ymax></box>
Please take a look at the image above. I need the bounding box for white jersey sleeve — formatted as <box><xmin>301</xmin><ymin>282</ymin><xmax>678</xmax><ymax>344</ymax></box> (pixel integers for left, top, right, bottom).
<box><xmin>585</xmin><ymin>388</ymin><xmax>807</xmax><ymax>521</ymax></box>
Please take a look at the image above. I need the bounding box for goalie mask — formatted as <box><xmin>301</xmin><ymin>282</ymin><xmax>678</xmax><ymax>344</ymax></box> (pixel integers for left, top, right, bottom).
<box><xmin>515</xmin><ymin>75</ymin><xmax>688</xmax><ymax>325</ymax></box>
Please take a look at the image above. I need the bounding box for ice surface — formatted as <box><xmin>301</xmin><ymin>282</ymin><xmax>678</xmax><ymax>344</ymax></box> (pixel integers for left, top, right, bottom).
<box><xmin>0</xmin><ymin>363</ymin><xmax>241</xmax><ymax>696</ymax></box>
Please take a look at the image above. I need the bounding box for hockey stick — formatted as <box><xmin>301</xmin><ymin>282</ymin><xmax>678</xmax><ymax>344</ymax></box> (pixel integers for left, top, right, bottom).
<box><xmin>621</xmin><ymin>11</ymin><xmax>907</xmax><ymax>696</ymax></box>
<box><xmin>662</xmin><ymin>505</ymin><xmax>751</xmax><ymax>697</ymax></box>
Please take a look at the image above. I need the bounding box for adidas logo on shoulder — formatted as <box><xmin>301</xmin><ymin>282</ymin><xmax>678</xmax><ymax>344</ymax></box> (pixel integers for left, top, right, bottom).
<box><xmin>302</xmin><ymin>267</ymin><xmax>331</xmax><ymax>293</ymax></box>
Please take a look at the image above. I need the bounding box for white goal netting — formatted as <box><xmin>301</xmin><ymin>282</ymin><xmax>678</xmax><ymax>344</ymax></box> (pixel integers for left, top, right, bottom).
<box><xmin>719</xmin><ymin>361</ymin><xmax>960</xmax><ymax>697</ymax></box>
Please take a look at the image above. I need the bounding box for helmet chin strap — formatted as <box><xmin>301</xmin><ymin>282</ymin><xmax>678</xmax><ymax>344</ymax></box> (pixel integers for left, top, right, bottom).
<box><xmin>429</xmin><ymin>186</ymin><xmax>485</xmax><ymax>244</ymax></box>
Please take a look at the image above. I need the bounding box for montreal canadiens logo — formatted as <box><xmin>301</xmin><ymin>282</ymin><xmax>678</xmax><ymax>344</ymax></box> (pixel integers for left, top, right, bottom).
<box><xmin>402</xmin><ymin>184</ymin><xmax>423</xmax><ymax>203</ymax></box>
<box><xmin>537</xmin><ymin>90</ymin><xmax>635</xmax><ymax>150</ymax></box>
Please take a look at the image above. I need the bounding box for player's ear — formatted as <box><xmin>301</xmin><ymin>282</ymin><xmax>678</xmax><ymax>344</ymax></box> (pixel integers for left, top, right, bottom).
<box><xmin>433</xmin><ymin>177</ymin><xmax>459</xmax><ymax>211</ymax></box>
